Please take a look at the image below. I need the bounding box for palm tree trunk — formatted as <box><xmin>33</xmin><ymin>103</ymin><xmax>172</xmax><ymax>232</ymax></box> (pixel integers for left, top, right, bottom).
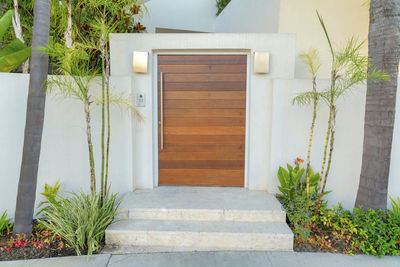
<box><xmin>84</xmin><ymin>100</ymin><xmax>96</xmax><ymax>194</ymax></box>
<box><xmin>306</xmin><ymin>77</ymin><xmax>317</xmax><ymax>196</ymax></box>
<box><xmin>12</xmin><ymin>0</ymin><xmax>29</xmax><ymax>73</ymax></box>
<box><xmin>100</xmin><ymin>34</ymin><xmax>106</xmax><ymax>199</ymax></box>
<box><xmin>355</xmin><ymin>0</ymin><xmax>400</xmax><ymax>210</ymax></box>
<box><xmin>64</xmin><ymin>0</ymin><xmax>73</xmax><ymax>49</ymax></box>
<box><xmin>317</xmin><ymin>105</ymin><xmax>336</xmax><ymax>209</ymax></box>
<box><xmin>104</xmin><ymin>44</ymin><xmax>111</xmax><ymax>197</ymax></box>
<box><xmin>13</xmin><ymin>0</ymin><xmax>51</xmax><ymax>235</ymax></box>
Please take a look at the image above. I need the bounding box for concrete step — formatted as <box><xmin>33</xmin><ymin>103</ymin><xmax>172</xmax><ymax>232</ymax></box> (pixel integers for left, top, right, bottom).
<box><xmin>117</xmin><ymin>187</ymin><xmax>286</xmax><ymax>222</ymax></box>
<box><xmin>105</xmin><ymin>219</ymin><xmax>293</xmax><ymax>251</ymax></box>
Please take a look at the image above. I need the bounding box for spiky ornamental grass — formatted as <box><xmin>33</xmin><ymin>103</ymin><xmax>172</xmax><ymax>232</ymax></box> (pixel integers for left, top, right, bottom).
<box><xmin>38</xmin><ymin>191</ymin><xmax>120</xmax><ymax>256</ymax></box>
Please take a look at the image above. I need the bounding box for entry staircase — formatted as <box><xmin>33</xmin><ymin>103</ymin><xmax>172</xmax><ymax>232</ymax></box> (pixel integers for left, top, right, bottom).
<box><xmin>104</xmin><ymin>187</ymin><xmax>293</xmax><ymax>253</ymax></box>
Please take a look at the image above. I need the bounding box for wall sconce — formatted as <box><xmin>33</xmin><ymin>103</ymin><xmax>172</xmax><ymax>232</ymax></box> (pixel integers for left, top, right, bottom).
<box><xmin>133</xmin><ymin>51</ymin><xmax>148</xmax><ymax>73</ymax></box>
<box><xmin>254</xmin><ymin>52</ymin><xmax>270</xmax><ymax>74</ymax></box>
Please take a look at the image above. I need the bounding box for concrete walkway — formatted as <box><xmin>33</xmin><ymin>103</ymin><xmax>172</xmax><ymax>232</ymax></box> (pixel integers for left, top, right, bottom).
<box><xmin>1</xmin><ymin>251</ymin><xmax>400</xmax><ymax>267</ymax></box>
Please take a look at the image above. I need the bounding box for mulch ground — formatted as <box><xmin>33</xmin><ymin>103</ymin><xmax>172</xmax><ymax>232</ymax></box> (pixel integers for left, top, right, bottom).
<box><xmin>0</xmin><ymin>220</ymin><xmax>77</xmax><ymax>261</ymax></box>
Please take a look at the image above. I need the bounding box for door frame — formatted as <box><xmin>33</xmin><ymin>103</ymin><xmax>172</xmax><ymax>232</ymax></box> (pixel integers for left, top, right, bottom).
<box><xmin>152</xmin><ymin>51</ymin><xmax>251</xmax><ymax>188</ymax></box>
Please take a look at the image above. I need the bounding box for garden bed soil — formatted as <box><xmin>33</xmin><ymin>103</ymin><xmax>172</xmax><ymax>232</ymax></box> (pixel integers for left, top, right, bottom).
<box><xmin>0</xmin><ymin>220</ymin><xmax>81</xmax><ymax>261</ymax></box>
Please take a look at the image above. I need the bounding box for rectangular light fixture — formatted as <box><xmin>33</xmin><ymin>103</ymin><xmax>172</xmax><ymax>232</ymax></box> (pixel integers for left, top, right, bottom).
<box><xmin>133</xmin><ymin>51</ymin><xmax>148</xmax><ymax>73</ymax></box>
<box><xmin>254</xmin><ymin>52</ymin><xmax>270</xmax><ymax>74</ymax></box>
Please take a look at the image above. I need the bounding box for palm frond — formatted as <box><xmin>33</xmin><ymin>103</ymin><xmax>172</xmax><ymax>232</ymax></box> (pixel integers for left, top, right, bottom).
<box><xmin>300</xmin><ymin>48</ymin><xmax>321</xmax><ymax>76</ymax></box>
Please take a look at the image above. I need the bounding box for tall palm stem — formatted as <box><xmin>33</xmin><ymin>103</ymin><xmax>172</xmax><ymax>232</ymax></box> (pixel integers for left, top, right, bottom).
<box><xmin>13</xmin><ymin>0</ymin><xmax>51</xmax><ymax>235</ymax></box>
<box><xmin>100</xmin><ymin>34</ymin><xmax>106</xmax><ymax>199</ymax></box>
<box><xmin>306</xmin><ymin>76</ymin><xmax>317</xmax><ymax>196</ymax></box>
<box><xmin>104</xmin><ymin>43</ymin><xmax>111</xmax><ymax>196</ymax></box>
<box><xmin>84</xmin><ymin>100</ymin><xmax>96</xmax><ymax>194</ymax></box>
<box><xmin>317</xmin><ymin>105</ymin><xmax>336</xmax><ymax>210</ymax></box>
<box><xmin>12</xmin><ymin>0</ymin><xmax>29</xmax><ymax>73</ymax></box>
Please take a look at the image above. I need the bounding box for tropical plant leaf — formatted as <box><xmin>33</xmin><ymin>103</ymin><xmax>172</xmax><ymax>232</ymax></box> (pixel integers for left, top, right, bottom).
<box><xmin>0</xmin><ymin>10</ymin><xmax>14</xmax><ymax>41</ymax></box>
<box><xmin>0</xmin><ymin>45</ymin><xmax>31</xmax><ymax>72</ymax></box>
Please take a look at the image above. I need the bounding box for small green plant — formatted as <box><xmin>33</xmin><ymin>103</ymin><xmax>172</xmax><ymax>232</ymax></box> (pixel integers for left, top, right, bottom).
<box><xmin>0</xmin><ymin>210</ymin><xmax>13</xmax><ymax>236</ymax></box>
<box><xmin>389</xmin><ymin>195</ymin><xmax>400</xmax><ymax>214</ymax></box>
<box><xmin>37</xmin><ymin>180</ymin><xmax>62</xmax><ymax>216</ymax></box>
<box><xmin>216</xmin><ymin>0</ymin><xmax>231</xmax><ymax>15</ymax></box>
<box><xmin>39</xmin><ymin>191</ymin><xmax>120</xmax><ymax>256</ymax></box>
<box><xmin>276</xmin><ymin>158</ymin><xmax>320</xmax><ymax>204</ymax></box>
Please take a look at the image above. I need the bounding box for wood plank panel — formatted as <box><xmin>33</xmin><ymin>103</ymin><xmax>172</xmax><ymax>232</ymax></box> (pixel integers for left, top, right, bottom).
<box><xmin>158</xmin><ymin>55</ymin><xmax>247</xmax><ymax>65</ymax></box>
<box><xmin>158</xmin><ymin>64</ymin><xmax>246</xmax><ymax>73</ymax></box>
<box><xmin>163</xmin><ymin>135</ymin><xmax>245</xmax><ymax>144</ymax></box>
<box><xmin>159</xmin><ymin>152</ymin><xmax>244</xmax><ymax>161</ymax></box>
<box><xmin>159</xmin><ymin>160</ymin><xmax>244</xmax><ymax>170</ymax></box>
<box><xmin>164</xmin><ymin>126</ymin><xmax>245</xmax><ymax>135</ymax></box>
<box><xmin>164</xmin><ymin>108</ymin><xmax>245</xmax><ymax>118</ymax></box>
<box><xmin>164</xmin><ymin>73</ymin><xmax>246</xmax><ymax>83</ymax></box>
<box><xmin>164</xmin><ymin>99</ymin><xmax>246</xmax><ymax>109</ymax></box>
<box><xmin>164</xmin><ymin>91</ymin><xmax>245</xmax><ymax>100</ymax></box>
<box><xmin>162</xmin><ymin>82</ymin><xmax>246</xmax><ymax>91</ymax></box>
<box><xmin>164</xmin><ymin>117</ymin><xmax>245</xmax><ymax>127</ymax></box>
<box><xmin>162</xmin><ymin>143</ymin><xmax>244</xmax><ymax>152</ymax></box>
<box><xmin>158</xmin><ymin>55</ymin><xmax>246</xmax><ymax>187</ymax></box>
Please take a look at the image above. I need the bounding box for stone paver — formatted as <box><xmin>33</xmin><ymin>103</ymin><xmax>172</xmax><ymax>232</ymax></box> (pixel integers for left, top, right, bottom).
<box><xmin>1</xmin><ymin>251</ymin><xmax>400</xmax><ymax>267</ymax></box>
<box><xmin>0</xmin><ymin>254</ymin><xmax>111</xmax><ymax>267</ymax></box>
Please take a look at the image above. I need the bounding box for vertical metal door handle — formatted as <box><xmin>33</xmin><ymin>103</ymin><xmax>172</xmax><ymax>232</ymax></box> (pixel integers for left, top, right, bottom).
<box><xmin>160</xmin><ymin>72</ymin><xmax>164</xmax><ymax>151</ymax></box>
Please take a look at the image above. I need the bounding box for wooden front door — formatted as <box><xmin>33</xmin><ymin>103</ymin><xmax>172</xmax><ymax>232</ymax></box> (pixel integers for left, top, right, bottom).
<box><xmin>158</xmin><ymin>55</ymin><xmax>246</xmax><ymax>186</ymax></box>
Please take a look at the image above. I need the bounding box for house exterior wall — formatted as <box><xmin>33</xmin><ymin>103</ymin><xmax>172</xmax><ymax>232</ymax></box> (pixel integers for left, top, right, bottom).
<box><xmin>0</xmin><ymin>73</ymin><xmax>133</xmax><ymax>217</ymax></box>
<box><xmin>140</xmin><ymin>0</ymin><xmax>217</xmax><ymax>33</ymax></box>
<box><xmin>215</xmin><ymin>0</ymin><xmax>280</xmax><ymax>33</ymax></box>
<box><xmin>109</xmin><ymin>33</ymin><xmax>296</xmax><ymax>190</ymax></box>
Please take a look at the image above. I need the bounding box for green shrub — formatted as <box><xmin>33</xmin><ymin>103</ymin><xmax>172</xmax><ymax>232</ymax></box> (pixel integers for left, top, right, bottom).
<box><xmin>39</xmin><ymin>191</ymin><xmax>120</xmax><ymax>256</ymax></box>
<box><xmin>37</xmin><ymin>180</ymin><xmax>62</xmax><ymax>216</ymax></box>
<box><xmin>352</xmin><ymin>207</ymin><xmax>400</xmax><ymax>257</ymax></box>
<box><xmin>0</xmin><ymin>210</ymin><xmax>13</xmax><ymax>236</ymax></box>
<box><xmin>216</xmin><ymin>0</ymin><xmax>231</xmax><ymax>15</ymax></box>
<box><xmin>276</xmin><ymin>161</ymin><xmax>320</xmax><ymax>204</ymax></box>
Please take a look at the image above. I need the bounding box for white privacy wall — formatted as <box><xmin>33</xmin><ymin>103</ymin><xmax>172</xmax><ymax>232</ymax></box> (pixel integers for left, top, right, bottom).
<box><xmin>0</xmin><ymin>73</ymin><xmax>133</xmax><ymax>218</ymax></box>
<box><xmin>271</xmin><ymin>79</ymin><xmax>400</xmax><ymax>210</ymax></box>
<box><xmin>141</xmin><ymin>0</ymin><xmax>217</xmax><ymax>33</ymax></box>
<box><xmin>215</xmin><ymin>0</ymin><xmax>280</xmax><ymax>33</ymax></box>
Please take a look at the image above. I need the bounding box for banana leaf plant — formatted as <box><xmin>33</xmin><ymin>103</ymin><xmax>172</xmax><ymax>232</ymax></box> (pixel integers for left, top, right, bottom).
<box><xmin>0</xmin><ymin>10</ymin><xmax>31</xmax><ymax>72</ymax></box>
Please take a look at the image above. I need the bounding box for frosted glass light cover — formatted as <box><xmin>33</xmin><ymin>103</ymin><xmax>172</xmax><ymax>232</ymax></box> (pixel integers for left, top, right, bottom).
<box><xmin>133</xmin><ymin>51</ymin><xmax>148</xmax><ymax>73</ymax></box>
<box><xmin>254</xmin><ymin>52</ymin><xmax>270</xmax><ymax>74</ymax></box>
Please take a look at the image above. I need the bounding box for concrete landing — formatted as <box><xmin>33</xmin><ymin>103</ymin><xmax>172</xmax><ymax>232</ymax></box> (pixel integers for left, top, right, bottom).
<box><xmin>106</xmin><ymin>186</ymin><xmax>293</xmax><ymax>252</ymax></box>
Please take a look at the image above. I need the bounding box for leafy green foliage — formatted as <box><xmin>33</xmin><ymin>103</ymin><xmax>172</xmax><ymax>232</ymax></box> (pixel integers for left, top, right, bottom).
<box><xmin>389</xmin><ymin>195</ymin><xmax>400</xmax><ymax>214</ymax></box>
<box><xmin>276</xmin><ymin>161</ymin><xmax>320</xmax><ymax>204</ymax></box>
<box><xmin>38</xmin><ymin>191</ymin><xmax>120</xmax><ymax>256</ymax></box>
<box><xmin>37</xmin><ymin>180</ymin><xmax>62</xmax><ymax>216</ymax></box>
<box><xmin>0</xmin><ymin>210</ymin><xmax>13</xmax><ymax>236</ymax></box>
<box><xmin>0</xmin><ymin>10</ymin><xmax>31</xmax><ymax>72</ymax></box>
<box><xmin>216</xmin><ymin>0</ymin><xmax>231</xmax><ymax>15</ymax></box>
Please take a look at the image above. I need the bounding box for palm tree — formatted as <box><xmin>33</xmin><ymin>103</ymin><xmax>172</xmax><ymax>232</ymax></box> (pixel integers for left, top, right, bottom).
<box><xmin>13</xmin><ymin>0</ymin><xmax>51</xmax><ymax>235</ymax></box>
<box><xmin>355</xmin><ymin>0</ymin><xmax>400</xmax><ymax>210</ymax></box>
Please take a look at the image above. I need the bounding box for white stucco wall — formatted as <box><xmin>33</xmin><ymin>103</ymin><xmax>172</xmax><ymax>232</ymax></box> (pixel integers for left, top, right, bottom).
<box><xmin>279</xmin><ymin>0</ymin><xmax>369</xmax><ymax>79</ymax></box>
<box><xmin>141</xmin><ymin>0</ymin><xmax>217</xmax><ymax>33</ymax></box>
<box><xmin>0</xmin><ymin>73</ymin><xmax>133</xmax><ymax>218</ymax></box>
<box><xmin>215</xmin><ymin>0</ymin><xmax>280</xmax><ymax>33</ymax></box>
<box><xmin>271</xmin><ymin>79</ymin><xmax>400</xmax><ymax>210</ymax></box>
<box><xmin>110</xmin><ymin>33</ymin><xmax>296</xmax><ymax>190</ymax></box>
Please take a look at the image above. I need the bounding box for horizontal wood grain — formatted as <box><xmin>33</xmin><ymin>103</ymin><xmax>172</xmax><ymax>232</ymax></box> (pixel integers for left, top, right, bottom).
<box><xmin>159</xmin><ymin>152</ymin><xmax>244</xmax><ymax>161</ymax></box>
<box><xmin>164</xmin><ymin>91</ymin><xmax>245</xmax><ymax>100</ymax></box>
<box><xmin>162</xmin><ymin>82</ymin><xmax>246</xmax><ymax>91</ymax></box>
<box><xmin>158</xmin><ymin>55</ymin><xmax>247</xmax><ymax>65</ymax></box>
<box><xmin>164</xmin><ymin>109</ymin><xmax>245</xmax><ymax>118</ymax></box>
<box><xmin>159</xmin><ymin>160</ymin><xmax>244</xmax><ymax>170</ymax></box>
<box><xmin>164</xmin><ymin>99</ymin><xmax>246</xmax><ymax>109</ymax></box>
<box><xmin>164</xmin><ymin>117</ymin><xmax>245</xmax><ymax>127</ymax></box>
<box><xmin>158</xmin><ymin>55</ymin><xmax>246</xmax><ymax>186</ymax></box>
<box><xmin>158</xmin><ymin>64</ymin><xmax>246</xmax><ymax>73</ymax></box>
<box><xmin>163</xmin><ymin>135</ymin><xmax>245</xmax><ymax>144</ymax></box>
<box><xmin>159</xmin><ymin>169</ymin><xmax>244</xmax><ymax>186</ymax></box>
<box><xmin>161</xmin><ymin>143</ymin><xmax>244</xmax><ymax>152</ymax></box>
<box><xmin>164</xmin><ymin>73</ymin><xmax>246</xmax><ymax>83</ymax></box>
<box><xmin>164</xmin><ymin>126</ymin><xmax>245</xmax><ymax>135</ymax></box>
